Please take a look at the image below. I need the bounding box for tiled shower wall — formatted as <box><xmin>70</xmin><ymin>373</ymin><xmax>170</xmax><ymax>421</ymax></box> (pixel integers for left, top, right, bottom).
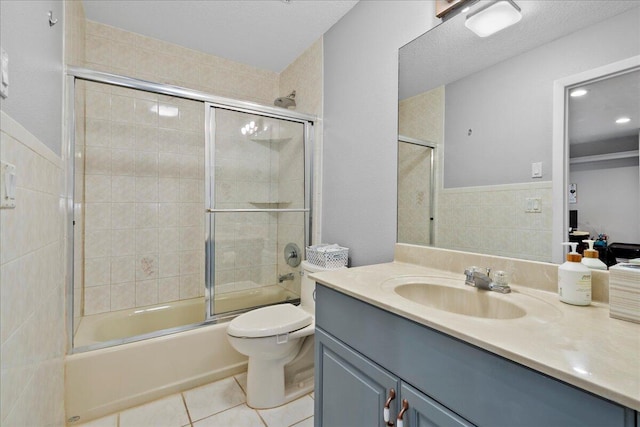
<box><xmin>85</xmin><ymin>20</ymin><xmax>279</xmax><ymax>106</ymax></box>
<box><xmin>79</xmin><ymin>20</ymin><xmax>320</xmax><ymax>312</ymax></box>
<box><xmin>398</xmin><ymin>87</ymin><xmax>443</xmax><ymax>247</ymax></box>
<box><xmin>398</xmin><ymin>86</ymin><xmax>553</xmax><ymax>262</ymax></box>
<box><xmin>397</xmin><ymin>142</ymin><xmax>432</xmax><ymax>246</ymax></box>
<box><xmin>81</xmin><ymin>81</ymin><xmax>205</xmax><ymax>315</ymax></box>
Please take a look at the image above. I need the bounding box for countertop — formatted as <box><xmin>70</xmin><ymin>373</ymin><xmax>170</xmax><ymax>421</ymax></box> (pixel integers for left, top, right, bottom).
<box><xmin>310</xmin><ymin>261</ymin><xmax>640</xmax><ymax>411</ymax></box>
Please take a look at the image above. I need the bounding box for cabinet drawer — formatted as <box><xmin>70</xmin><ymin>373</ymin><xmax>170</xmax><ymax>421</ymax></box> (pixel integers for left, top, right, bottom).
<box><xmin>316</xmin><ymin>285</ymin><xmax>633</xmax><ymax>427</ymax></box>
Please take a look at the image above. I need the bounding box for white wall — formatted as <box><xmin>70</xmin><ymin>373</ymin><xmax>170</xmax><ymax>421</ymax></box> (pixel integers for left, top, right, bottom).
<box><xmin>570</xmin><ymin>156</ymin><xmax>640</xmax><ymax>244</ymax></box>
<box><xmin>322</xmin><ymin>1</ymin><xmax>435</xmax><ymax>266</ymax></box>
<box><xmin>444</xmin><ymin>8</ymin><xmax>640</xmax><ymax>188</ymax></box>
<box><xmin>0</xmin><ymin>0</ymin><xmax>64</xmax><ymax>155</ymax></box>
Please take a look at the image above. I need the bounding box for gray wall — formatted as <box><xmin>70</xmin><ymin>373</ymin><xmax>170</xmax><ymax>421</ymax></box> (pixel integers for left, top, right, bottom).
<box><xmin>322</xmin><ymin>1</ymin><xmax>435</xmax><ymax>266</ymax></box>
<box><xmin>0</xmin><ymin>0</ymin><xmax>64</xmax><ymax>155</ymax></box>
<box><xmin>444</xmin><ymin>9</ymin><xmax>640</xmax><ymax>188</ymax></box>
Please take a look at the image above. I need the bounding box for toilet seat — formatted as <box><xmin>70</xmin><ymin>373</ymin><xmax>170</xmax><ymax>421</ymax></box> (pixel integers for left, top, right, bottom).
<box><xmin>228</xmin><ymin>303</ymin><xmax>312</xmax><ymax>338</ymax></box>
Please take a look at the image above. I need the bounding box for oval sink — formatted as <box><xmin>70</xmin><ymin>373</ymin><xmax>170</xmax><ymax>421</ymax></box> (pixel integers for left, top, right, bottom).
<box><xmin>394</xmin><ymin>282</ymin><xmax>526</xmax><ymax>319</ymax></box>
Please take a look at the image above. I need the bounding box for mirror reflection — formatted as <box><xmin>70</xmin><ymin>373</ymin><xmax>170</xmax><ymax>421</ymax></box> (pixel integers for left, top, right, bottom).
<box><xmin>568</xmin><ymin>69</ymin><xmax>640</xmax><ymax>265</ymax></box>
<box><xmin>398</xmin><ymin>1</ymin><xmax>640</xmax><ymax>263</ymax></box>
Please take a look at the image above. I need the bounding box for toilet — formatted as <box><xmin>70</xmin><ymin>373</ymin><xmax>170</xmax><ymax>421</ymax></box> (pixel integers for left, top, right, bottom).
<box><xmin>227</xmin><ymin>261</ymin><xmax>333</xmax><ymax>409</ymax></box>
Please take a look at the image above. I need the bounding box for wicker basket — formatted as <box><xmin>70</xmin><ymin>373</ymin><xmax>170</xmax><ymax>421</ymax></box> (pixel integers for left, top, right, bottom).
<box><xmin>306</xmin><ymin>244</ymin><xmax>349</xmax><ymax>269</ymax></box>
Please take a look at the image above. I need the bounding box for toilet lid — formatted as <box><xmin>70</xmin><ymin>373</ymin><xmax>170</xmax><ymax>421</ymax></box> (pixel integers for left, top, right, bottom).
<box><xmin>227</xmin><ymin>303</ymin><xmax>312</xmax><ymax>338</ymax></box>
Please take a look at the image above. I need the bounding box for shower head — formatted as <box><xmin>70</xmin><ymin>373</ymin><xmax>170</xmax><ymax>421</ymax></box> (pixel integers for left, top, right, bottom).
<box><xmin>274</xmin><ymin>90</ymin><xmax>296</xmax><ymax>109</ymax></box>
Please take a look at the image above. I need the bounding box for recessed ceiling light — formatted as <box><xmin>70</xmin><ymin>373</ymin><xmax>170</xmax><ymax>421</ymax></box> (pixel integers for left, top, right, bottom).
<box><xmin>570</xmin><ymin>88</ymin><xmax>588</xmax><ymax>97</ymax></box>
<box><xmin>615</xmin><ymin>117</ymin><xmax>631</xmax><ymax>124</ymax></box>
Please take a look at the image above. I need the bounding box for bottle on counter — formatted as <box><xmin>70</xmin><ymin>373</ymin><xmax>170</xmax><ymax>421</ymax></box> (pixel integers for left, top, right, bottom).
<box><xmin>581</xmin><ymin>239</ymin><xmax>608</xmax><ymax>271</ymax></box>
<box><xmin>558</xmin><ymin>242</ymin><xmax>592</xmax><ymax>306</ymax></box>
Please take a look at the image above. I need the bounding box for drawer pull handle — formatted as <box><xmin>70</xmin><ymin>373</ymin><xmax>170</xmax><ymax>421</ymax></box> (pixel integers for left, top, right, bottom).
<box><xmin>383</xmin><ymin>388</ymin><xmax>396</xmax><ymax>425</ymax></box>
<box><xmin>397</xmin><ymin>399</ymin><xmax>409</xmax><ymax>427</ymax></box>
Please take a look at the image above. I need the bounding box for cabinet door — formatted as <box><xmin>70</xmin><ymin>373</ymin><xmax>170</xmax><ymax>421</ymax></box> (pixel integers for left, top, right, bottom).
<box><xmin>399</xmin><ymin>383</ymin><xmax>475</xmax><ymax>427</ymax></box>
<box><xmin>315</xmin><ymin>329</ymin><xmax>399</xmax><ymax>427</ymax></box>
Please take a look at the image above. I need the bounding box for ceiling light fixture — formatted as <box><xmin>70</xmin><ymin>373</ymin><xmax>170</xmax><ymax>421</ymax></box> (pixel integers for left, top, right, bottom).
<box><xmin>570</xmin><ymin>88</ymin><xmax>588</xmax><ymax>98</ymax></box>
<box><xmin>615</xmin><ymin>117</ymin><xmax>631</xmax><ymax>124</ymax></box>
<box><xmin>465</xmin><ymin>0</ymin><xmax>522</xmax><ymax>38</ymax></box>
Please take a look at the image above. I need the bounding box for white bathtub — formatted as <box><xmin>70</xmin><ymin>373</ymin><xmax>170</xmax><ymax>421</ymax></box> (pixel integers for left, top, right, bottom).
<box><xmin>66</xmin><ymin>286</ymin><xmax>298</xmax><ymax>423</ymax></box>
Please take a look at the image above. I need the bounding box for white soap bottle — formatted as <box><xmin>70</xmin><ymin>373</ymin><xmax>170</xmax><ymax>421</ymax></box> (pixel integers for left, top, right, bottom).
<box><xmin>581</xmin><ymin>239</ymin><xmax>607</xmax><ymax>271</ymax></box>
<box><xmin>558</xmin><ymin>242</ymin><xmax>592</xmax><ymax>306</ymax></box>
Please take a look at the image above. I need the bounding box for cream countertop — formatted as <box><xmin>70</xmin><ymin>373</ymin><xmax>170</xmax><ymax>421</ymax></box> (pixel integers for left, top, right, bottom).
<box><xmin>309</xmin><ymin>245</ymin><xmax>640</xmax><ymax>411</ymax></box>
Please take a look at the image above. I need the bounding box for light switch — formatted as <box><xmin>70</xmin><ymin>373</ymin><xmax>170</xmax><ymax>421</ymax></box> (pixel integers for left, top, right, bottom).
<box><xmin>525</xmin><ymin>197</ymin><xmax>541</xmax><ymax>213</ymax></box>
<box><xmin>1</xmin><ymin>161</ymin><xmax>16</xmax><ymax>208</ymax></box>
<box><xmin>1</xmin><ymin>48</ymin><xmax>8</xmax><ymax>99</ymax></box>
<box><xmin>531</xmin><ymin>162</ymin><xmax>542</xmax><ymax>178</ymax></box>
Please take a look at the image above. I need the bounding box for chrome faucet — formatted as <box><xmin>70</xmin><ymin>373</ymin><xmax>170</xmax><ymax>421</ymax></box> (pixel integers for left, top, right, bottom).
<box><xmin>278</xmin><ymin>272</ymin><xmax>295</xmax><ymax>283</ymax></box>
<box><xmin>464</xmin><ymin>267</ymin><xmax>511</xmax><ymax>293</ymax></box>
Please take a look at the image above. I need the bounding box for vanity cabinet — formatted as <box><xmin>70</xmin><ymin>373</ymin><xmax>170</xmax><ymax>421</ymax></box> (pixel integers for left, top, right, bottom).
<box><xmin>314</xmin><ymin>285</ymin><xmax>636</xmax><ymax>427</ymax></box>
<box><xmin>316</xmin><ymin>328</ymin><xmax>472</xmax><ymax>427</ymax></box>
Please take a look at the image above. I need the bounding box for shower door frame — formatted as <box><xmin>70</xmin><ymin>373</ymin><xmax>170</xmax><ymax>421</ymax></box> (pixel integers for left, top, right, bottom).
<box><xmin>65</xmin><ymin>67</ymin><xmax>315</xmax><ymax>353</ymax></box>
<box><xmin>397</xmin><ymin>135</ymin><xmax>436</xmax><ymax>246</ymax></box>
<box><xmin>204</xmin><ymin>104</ymin><xmax>314</xmax><ymax>320</ymax></box>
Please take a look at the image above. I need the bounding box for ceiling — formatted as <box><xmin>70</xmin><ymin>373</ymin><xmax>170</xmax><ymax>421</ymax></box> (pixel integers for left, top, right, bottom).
<box><xmin>399</xmin><ymin>1</ymin><xmax>640</xmax><ymax>145</ymax></box>
<box><xmin>399</xmin><ymin>1</ymin><xmax>640</xmax><ymax>100</ymax></box>
<box><xmin>569</xmin><ymin>70</ymin><xmax>640</xmax><ymax>145</ymax></box>
<box><xmin>82</xmin><ymin>0</ymin><xmax>358</xmax><ymax>73</ymax></box>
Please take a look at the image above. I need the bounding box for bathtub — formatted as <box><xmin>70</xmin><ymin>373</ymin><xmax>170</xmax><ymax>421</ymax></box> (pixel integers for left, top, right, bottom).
<box><xmin>66</xmin><ymin>285</ymin><xmax>299</xmax><ymax>423</ymax></box>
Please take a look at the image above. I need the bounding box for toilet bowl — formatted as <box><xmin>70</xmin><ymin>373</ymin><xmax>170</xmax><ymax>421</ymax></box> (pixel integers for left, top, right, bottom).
<box><xmin>227</xmin><ymin>261</ymin><xmax>335</xmax><ymax>409</ymax></box>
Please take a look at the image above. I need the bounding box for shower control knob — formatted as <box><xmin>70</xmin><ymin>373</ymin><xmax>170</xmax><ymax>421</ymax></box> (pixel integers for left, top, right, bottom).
<box><xmin>284</xmin><ymin>242</ymin><xmax>301</xmax><ymax>267</ymax></box>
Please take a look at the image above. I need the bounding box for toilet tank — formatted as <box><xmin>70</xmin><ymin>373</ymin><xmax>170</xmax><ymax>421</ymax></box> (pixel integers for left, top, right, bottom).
<box><xmin>300</xmin><ymin>261</ymin><xmax>346</xmax><ymax>312</ymax></box>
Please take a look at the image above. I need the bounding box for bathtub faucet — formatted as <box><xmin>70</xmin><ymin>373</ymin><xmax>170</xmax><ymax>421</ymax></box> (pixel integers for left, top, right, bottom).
<box><xmin>278</xmin><ymin>273</ymin><xmax>295</xmax><ymax>283</ymax></box>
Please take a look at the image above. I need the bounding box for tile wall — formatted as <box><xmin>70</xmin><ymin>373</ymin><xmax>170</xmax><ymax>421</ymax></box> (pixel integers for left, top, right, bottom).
<box><xmin>0</xmin><ymin>112</ymin><xmax>66</xmax><ymax>426</ymax></box>
<box><xmin>398</xmin><ymin>87</ymin><xmax>443</xmax><ymax>248</ymax></box>
<box><xmin>80</xmin><ymin>21</ymin><xmax>323</xmax><ymax>310</ymax></box>
<box><xmin>80</xmin><ymin>81</ymin><xmax>205</xmax><ymax>315</ymax></box>
<box><xmin>397</xmin><ymin>142</ymin><xmax>433</xmax><ymax>246</ymax></box>
<box><xmin>437</xmin><ymin>182</ymin><xmax>553</xmax><ymax>262</ymax></box>
<box><xmin>85</xmin><ymin>21</ymin><xmax>279</xmax><ymax>106</ymax></box>
<box><xmin>279</xmin><ymin>38</ymin><xmax>323</xmax><ymax>247</ymax></box>
<box><xmin>398</xmin><ymin>86</ymin><xmax>553</xmax><ymax>262</ymax></box>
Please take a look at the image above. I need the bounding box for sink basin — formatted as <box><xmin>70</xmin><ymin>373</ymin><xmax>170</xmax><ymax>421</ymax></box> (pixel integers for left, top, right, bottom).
<box><xmin>380</xmin><ymin>275</ymin><xmax>562</xmax><ymax>322</ymax></box>
<box><xmin>393</xmin><ymin>282</ymin><xmax>526</xmax><ymax>319</ymax></box>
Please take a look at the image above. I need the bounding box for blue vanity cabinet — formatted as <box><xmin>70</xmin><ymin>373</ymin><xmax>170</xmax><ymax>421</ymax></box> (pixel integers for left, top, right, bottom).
<box><xmin>314</xmin><ymin>284</ymin><xmax>636</xmax><ymax>427</ymax></box>
<box><xmin>315</xmin><ymin>328</ymin><xmax>474</xmax><ymax>427</ymax></box>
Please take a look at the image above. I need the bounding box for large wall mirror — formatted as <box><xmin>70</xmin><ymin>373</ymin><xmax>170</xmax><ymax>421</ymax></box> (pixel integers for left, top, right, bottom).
<box><xmin>398</xmin><ymin>1</ymin><xmax>640</xmax><ymax>264</ymax></box>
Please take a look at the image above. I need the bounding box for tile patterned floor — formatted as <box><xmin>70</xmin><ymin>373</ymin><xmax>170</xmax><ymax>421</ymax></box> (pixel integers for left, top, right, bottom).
<box><xmin>76</xmin><ymin>373</ymin><xmax>314</xmax><ymax>427</ymax></box>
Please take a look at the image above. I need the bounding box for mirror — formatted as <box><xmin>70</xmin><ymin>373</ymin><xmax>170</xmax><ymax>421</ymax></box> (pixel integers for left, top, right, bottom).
<box><xmin>398</xmin><ymin>1</ymin><xmax>640</xmax><ymax>263</ymax></box>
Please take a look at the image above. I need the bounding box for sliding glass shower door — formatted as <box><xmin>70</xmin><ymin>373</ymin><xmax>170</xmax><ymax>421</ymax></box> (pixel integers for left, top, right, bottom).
<box><xmin>206</xmin><ymin>106</ymin><xmax>311</xmax><ymax>318</ymax></box>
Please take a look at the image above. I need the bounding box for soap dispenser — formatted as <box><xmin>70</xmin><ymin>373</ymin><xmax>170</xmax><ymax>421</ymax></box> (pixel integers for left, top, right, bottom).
<box><xmin>581</xmin><ymin>239</ymin><xmax>607</xmax><ymax>271</ymax></box>
<box><xmin>558</xmin><ymin>242</ymin><xmax>592</xmax><ymax>306</ymax></box>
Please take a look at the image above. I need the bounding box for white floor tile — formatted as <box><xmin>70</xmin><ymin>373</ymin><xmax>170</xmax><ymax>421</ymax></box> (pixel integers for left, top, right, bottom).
<box><xmin>235</xmin><ymin>372</ymin><xmax>248</xmax><ymax>394</ymax></box>
<box><xmin>193</xmin><ymin>404</ymin><xmax>265</xmax><ymax>427</ymax></box>
<box><xmin>76</xmin><ymin>414</ymin><xmax>118</xmax><ymax>427</ymax></box>
<box><xmin>257</xmin><ymin>396</ymin><xmax>314</xmax><ymax>427</ymax></box>
<box><xmin>291</xmin><ymin>416</ymin><xmax>314</xmax><ymax>427</ymax></box>
<box><xmin>183</xmin><ymin>376</ymin><xmax>246</xmax><ymax>421</ymax></box>
<box><xmin>119</xmin><ymin>394</ymin><xmax>190</xmax><ymax>427</ymax></box>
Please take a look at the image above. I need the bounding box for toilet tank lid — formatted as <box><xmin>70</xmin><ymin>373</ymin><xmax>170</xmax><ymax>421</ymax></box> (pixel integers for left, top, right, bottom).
<box><xmin>227</xmin><ymin>304</ymin><xmax>312</xmax><ymax>338</ymax></box>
